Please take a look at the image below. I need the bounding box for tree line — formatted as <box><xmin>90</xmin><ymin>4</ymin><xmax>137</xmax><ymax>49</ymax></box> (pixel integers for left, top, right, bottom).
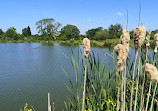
<box><xmin>0</xmin><ymin>18</ymin><xmax>157</xmax><ymax>42</ymax></box>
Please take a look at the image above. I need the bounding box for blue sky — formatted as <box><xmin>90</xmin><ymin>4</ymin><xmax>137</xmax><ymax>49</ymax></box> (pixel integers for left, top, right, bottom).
<box><xmin>0</xmin><ymin>0</ymin><xmax>157</xmax><ymax>34</ymax></box>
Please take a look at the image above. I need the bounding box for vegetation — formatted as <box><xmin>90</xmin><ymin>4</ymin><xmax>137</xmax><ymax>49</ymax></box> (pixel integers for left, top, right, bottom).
<box><xmin>20</xmin><ymin>103</ymin><xmax>34</xmax><ymax>111</ymax></box>
<box><xmin>59</xmin><ymin>24</ymin><xmax>80</xmax><ymax>40</ymax></box>
<box><xmin>22</xmin><ymin>26</ymin><xmax>31</xmax><ymax>37</ymax></box>
<box><xmin>63</xmin><ymin>47</ymin><xmax>158</xmax><ymax>111</ymax></box>
<box><xmin>0</xmin><ymin>18</ymin><xmax>157</xmax><ymax>45</ymax></box>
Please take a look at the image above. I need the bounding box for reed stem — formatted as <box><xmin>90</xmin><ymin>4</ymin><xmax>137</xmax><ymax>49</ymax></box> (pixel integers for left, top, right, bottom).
<box><xmin>149</xmin><ymin>51</ymin><xmax>157</xmax><ymax>111</ymax></box>
<box><xmin>140</xmin><ymin>43</ymin><xmax>149</xmax><ymax>111</ymax></box>
<box><xmin>145</xmin><ymin>81</ymin><xmax>152</xmax><ymax>111</ymax></box>
<box><xmin>123</xmin><ymin>62</ymin><xmax>126</xmax><ymax>111</ymax></box>
<box><xmin>81</xmin><ymin>58</ymin><xmax>87</xmax><ymax>111</ymax></box>
<box><xmin>117</xmin><ymin>71</ymin><xmax>121</xmax><ymax>111</ymax></box>
<box><xmin>150</xmin><ymin>83</ymin><xmax>157</xmax><ymax>111</ymax></box>
<box><xmin>134</xmin><ymin>47</ymin><xmax>141</xmax><ymax>111</ymax></box>
<box><xmin>145</xmin><ymin>51</ymin><xmax>157</xmax><ymax>111</ymax></box>
<box><xmin>130</xmin><ymin>50</ymin><xmax>138</xmax><ymax>111</ymax></box>
<box><xmin>48</xmin><ymin>93</ymin><xmax>51</xmax><ymax>111</ymax></box>
<box><xmin>121</xmin><ymin>70</ymin><xmax>124</xmax><ymax>111</ymax></box>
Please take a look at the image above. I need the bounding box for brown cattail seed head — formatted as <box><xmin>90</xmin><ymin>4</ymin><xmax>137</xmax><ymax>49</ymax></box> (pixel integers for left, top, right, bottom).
<box><xmin>154</xmin><ymin>34</ymin><xmax>158</xmax><ymax>47</ymax></box>
<box><xmin>114</xmin><ymin>44</ymin><xmax>126</xmax><ymax>71</ymax></box>
<box><xmin>144</xmin><ymin>63</ymin><xmax>158</xmax><ymax>83</ymax></box>
<box><xmin>83</xmin><ymin>38</ymin><xmax>90</xmax><ymax>58</ymax></box>
<box><xmin>120</xmin><ymin>29</ymin><xmax>130</xmax><ymax>58</ymax></box>
<box><xmin>134</xmin><ymin>26</ymin><xmax>146</xmax><ymax>50</ymax></box>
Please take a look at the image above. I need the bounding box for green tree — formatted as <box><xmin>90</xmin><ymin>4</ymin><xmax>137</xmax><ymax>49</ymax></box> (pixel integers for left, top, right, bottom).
<box><xmin>151</xmin><ymin>29</ymin><xmax>158</xmax><ymax>40</ymax></box>
<box><xmin>0</xmin><ymin>29</ymin><xmax>4</xmax><ymax>35</ymax></box>
<box><xmin>93</xmin><ymin>30</ymin><xmax>109</xmax><ymax>40</ymax></box>
<box><xmin>86</xmin><ymin>27</ymin><xmax>103</xmax><ymax>39</ymax></box>
<box><xmin>5</xmin><ymin>28</ymin><xmax>18</xmax><ymax>40</ymax></box>
<box><xmin>130</xmin><ymin>30</ymin><xmax>134</xmax><ymax>39</ymax></box>
<box><xmin>59</xmin><ymin>24</ymin><xmax>80</xmax><ymax>40</ymax></box>
<box><xmin>36</xmin><ymin>18</ymin><xmax>61</xmax><ymax>39</ymax></box>
<box><xmin>22</xmin><ymin>26</ymin><xmax>31</xmax><ymax>36</ymax></box>
<box><xmin>108</xmin><ymin>24</ymin><xmax>122</xmax><ymax>39</ymax></box>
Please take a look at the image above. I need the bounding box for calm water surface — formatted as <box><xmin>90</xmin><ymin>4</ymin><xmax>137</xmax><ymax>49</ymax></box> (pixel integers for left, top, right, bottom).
<box><xmin>0</xmin><ymin>43</ymin><xmax>154</xmax><ymax>111</ymax></box>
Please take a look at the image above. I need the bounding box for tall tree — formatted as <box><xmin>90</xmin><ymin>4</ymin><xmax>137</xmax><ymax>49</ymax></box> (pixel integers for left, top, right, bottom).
<box><xmin>86</xmin><ymin>27</ymin><xmax>103</xmax><ymax>39</ymax></box>
<box><xmin>0</xmin><ymin>29</ymin><xmax>4</xmax><ymax>35</ymax></box>
<box><xmin>93</xmin><ymin>30</ymin><xmax>109</xmax><ymax>40</ymax></box>
<box><xmin>36</xmin><ymin>20</ymin><xmax>44</xmax><ymax>34</ymax></box>
<box><xmin>108</xmin><ymin>24</ymin><xmax>122</xmax><ymax>39</ymax></box>
<box><xmin>59</xmin><ymin>24</ymin><xmax>80</xmax><ymax>40</ymax></box>
<box><xmin>22</xmin><ymin>26</ymin><xmax>31</xmax><ymax>36</ymax></box>
<box><xmin>151</xmin><ymin>29</ymin><xmax>158</xmax><ymax>40</ymax></box>
<box><xmin>36</xmin><ymin>18</ymin><xmax>61</xmax><ymax>39</ymax></box>
<box><xmin>5</xmin><ymin>28</ymin><xmax>18</xmax><ymax>40</ymax></box>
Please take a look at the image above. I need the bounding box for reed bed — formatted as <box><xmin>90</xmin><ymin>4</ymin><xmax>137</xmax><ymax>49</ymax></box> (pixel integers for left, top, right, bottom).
<box><xmin>63</xmin><ymin>30</ymin><xmax>158</xmax><ymax>111</ymax></box>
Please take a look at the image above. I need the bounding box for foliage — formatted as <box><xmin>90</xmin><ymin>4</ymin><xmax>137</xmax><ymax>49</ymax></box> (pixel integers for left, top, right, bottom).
<box><xmin>20</xmin><ymin>103</ymin><xmax>34</xmax><ymax>111</ymax></box>
<box><xmin>93</xmin><ymin>30</ymin><xmax>109</xmax><ymax>40</ymax></box>
<box><xmin>151</xmin><ymin>29</ymin><xmax>158</xmax><ymax>40</ymax></box>
<box><xmin>59</xmin><ymin>24</ymin><xmax>80</xmax><ymax>40</ymax></box>
<box><xmin>22</xmin><ymin>26</ymin><xmax>31</xmax><ymax>36</ymax></box>
<box><xmin>0</xmin><ymin>29</ymin><xmax>4</xmax><ymax>35</ymax></box>
<box><xmin>36</xmin><ymin>18</ymin><xmax>61</xmax><ymax>40</ymax></box>
<box><xmin>5</xmin><ymin>27</ymin><xmax>18</xmax><ymax>40</ymax></box>
<box><xmin>86</xmin><ymin>27</ymin><xmax>103</xmax><ymax>40</ymax></box>
<box><xmin>108</xmin><ymin>24</ymin><xmax>122</xmax><ymax>39</ymax></box>
<box><xmin>63</xmin><ymin>49</ymin><xmax>158</xmax><ymax>111</ymax></box>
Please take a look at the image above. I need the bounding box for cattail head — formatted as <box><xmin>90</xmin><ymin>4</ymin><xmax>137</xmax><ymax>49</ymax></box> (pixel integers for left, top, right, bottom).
<box><xmin>120</xmin><ymin>29</ymin><xmax>130</xmax><ymax>45</ymax></box>
<box><xmin>83</xmin><ymin>38</ymin><xmax>90</xmax><ymax>58</ymax></box>
<box><xmin>120</xmin><ymin>29</ymin><xmax>130</xmax><ymax>58</ymax></box>
<box><xmin>146</xmin><ymin>32</ymin><xmax>151</xmax><ymax>47</ymax></box>
<box><xmin>154</xmin><ymin>34</ymin><xmax>158</xmax><ymax>47</ymax></box>
<box><xmin>146</xmin><ymin>32</ymin><xmax>151</xmax><ymax>41</ymax></box>
<box><xmin>114</xmin><ymin>44</ymin><xmax>126</xmax><ymax>71</ymax></box>
<box><xmin>144</xmin><ymin>63</ymin><xmax>158</xmax><ymax>83</ymax></box>
<box><xmin>134</xmin><ymin>26</ymin><xmax>146</xmax><ymax>49</ymax></box>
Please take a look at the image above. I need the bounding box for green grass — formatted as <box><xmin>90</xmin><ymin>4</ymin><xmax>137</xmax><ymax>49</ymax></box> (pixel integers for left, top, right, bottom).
<box><xmin>0</xmin><ymin>38</ymin><xmax>155</xmax><ymax>49</ymax></box>
<box><xmin>63</xmin><ymin>49</ymin><xmax>158</xmax><ymax>111</ymax></box>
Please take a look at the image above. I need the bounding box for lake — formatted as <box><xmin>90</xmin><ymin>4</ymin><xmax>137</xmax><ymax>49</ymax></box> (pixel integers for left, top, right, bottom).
<box><xmin>0</xmin><ymin>43</ymin><xmax>154</xmax><ymax>111</ymax></box>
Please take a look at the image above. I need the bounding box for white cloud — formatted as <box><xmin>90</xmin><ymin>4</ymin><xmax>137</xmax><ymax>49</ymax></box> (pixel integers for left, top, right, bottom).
<box><xmin>117</xmin><ymin>12</ymin><xmax>123</xmax><ymax>16</ymax></box>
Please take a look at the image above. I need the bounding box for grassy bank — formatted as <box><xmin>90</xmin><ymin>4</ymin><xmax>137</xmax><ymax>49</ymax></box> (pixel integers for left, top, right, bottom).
<box><xmin>0</xmin><ymin>39</ymin><xmax>155</xmax><ymax>48</ymax></box>
<box><xmin>56</xmin><ymin>39</ymin><xmax>155</xmax><ymax>48</ymax></box>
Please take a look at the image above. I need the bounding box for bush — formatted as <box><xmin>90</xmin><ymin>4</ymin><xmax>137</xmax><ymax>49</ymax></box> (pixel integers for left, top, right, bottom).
<box><xmin>5</xmin><ymin>28</ymin><xmax>18</xmax><ymax>40</ymax></box>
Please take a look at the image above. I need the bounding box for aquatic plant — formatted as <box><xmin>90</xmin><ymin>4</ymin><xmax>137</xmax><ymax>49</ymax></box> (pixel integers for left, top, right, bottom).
<box><xmin>82</xmin><ymin>38</ymin><xmax>90</xmax><ymax>111</ymax></box>
<box><xmin>140</xmin><ymin>31</ymin><xmax>151</xmax><ymax>110</ymax></box>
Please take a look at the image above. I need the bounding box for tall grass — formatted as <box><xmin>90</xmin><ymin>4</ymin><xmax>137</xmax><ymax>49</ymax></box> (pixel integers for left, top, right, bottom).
<box><xmin>63</xmin><ymin>47</ymin><xmax>157</xmax><ymax>111</ymax></box>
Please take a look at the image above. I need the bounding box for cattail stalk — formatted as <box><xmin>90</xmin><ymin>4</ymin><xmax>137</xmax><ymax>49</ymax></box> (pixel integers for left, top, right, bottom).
<box><xmin>81</xmin><ymin>58</ymin><xmax>87</xmax><ymax>111</ymax></box>
<box><xmin>123</xmin><ymin>61</ymin><xmax>126</xmax><ymax>111</ymax></box>
<box><xmin>134</xmin><ymin>47</ymin><xmax>141</xmax><ymax>111</ymax></box>
<box><xmin>119</xmin><ymin>29</ymin><xmax>130</xmax><ymax>111</ymax></box>
<box><xmin>114</xmin><ymin>44</ymin><xmax>126</xmax><ymax>111</ymax></box>
<box><xmin>117</xmin><ymin>71</ymin><xmax>121</xmax><ymax>111</ymax></box>
<box><xmin>145</xmin><ymin>59</ymin><xmax>157</xmax><ymax>111</ymax></box>
<box><xmin>145</xmin><ymin>34</ymin><xmax>158</xmax><ymax>111</ymax></box>
<box><xmin>82</xmin><ymin>38</ymin><xmax>90</xmax><ymax>111</ymax></box>
<box><xmin>145</xmin><ymin>81</ymin><xmax>152</xmax><ymax>111</ymax></box>
<box><xmin>130</xmin><ymin>50</ymin><xmax>138</xmax><ymax>111</ymax></box>
<box><xmin>121</xmin><ymin>70</ymin><xmax>124</xmax><ymax>111</ymax></box>
<box><xmin>149</xmin><ymin>50</ymin><xmax>157</xmax><ymax>111</ymax></box>
<box><xmin>130</xmin><ymin>26</ymin><xmax>146</xmax><ymax>111</ymax></box>
<box><xmin>140</xmin><ymin>32</ymin><xmax>151</xmax><ymax>111</ymax></box>
<box><xmin>150</xmin><ymin>83</ymin><xmax>157</xmax><ymax>111</ymax></box>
